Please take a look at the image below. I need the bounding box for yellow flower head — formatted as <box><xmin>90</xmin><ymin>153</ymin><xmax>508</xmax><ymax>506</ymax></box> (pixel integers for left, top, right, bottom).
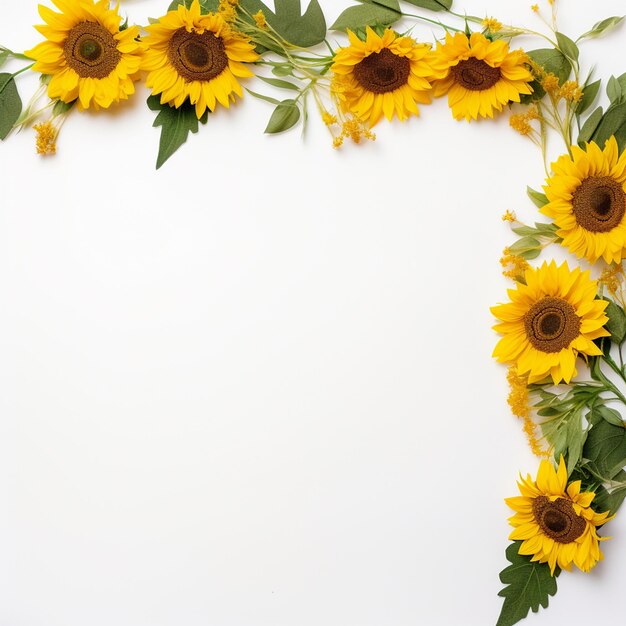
<box><xmin>492</xmin><ymin>261</ymin><xmax>609</xmax><ymax>384</ymax></box>
<box><xmin>482</xmin><ymin>17</ymin><xmax>503</xmax><ymax>32</ymax></box>
<box><xmin>143</xmin><ymin>0</ymin><xmax>258</xmax><ymax>119</ymax></box>
<box><xmin>24</xmin><ymin>0</ymin><xmax>144</xmax><ymax>110</ymax></box>
<box><xmin>542</xmin><ymin>137</ymin><xmax>626</xmax><ymax>264</ymax></box>
<box><xmin>331</xmin><ymin>27</ymin><xmax>439</xmax><ymax>127</ymax></box>
<box><xmin>431</xmin><ymin>32</ymin><xmax>533</xmax><ymax>121</ymax></box>
<box><xmin>34</xmin><ymin>120</ymin><xmax>57</xmax><ymax>155</ymax></box>
<box><xmin>507</xmin><ymin>457</ymin><xmax>611</xmax><ymax>574</ymax></box>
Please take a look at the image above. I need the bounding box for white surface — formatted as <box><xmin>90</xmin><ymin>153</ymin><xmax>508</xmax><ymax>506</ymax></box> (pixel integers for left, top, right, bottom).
<box><xmin>1</xmin><ymin>1</ymin><xmax>625</xmax><ymax>625</ymax></box>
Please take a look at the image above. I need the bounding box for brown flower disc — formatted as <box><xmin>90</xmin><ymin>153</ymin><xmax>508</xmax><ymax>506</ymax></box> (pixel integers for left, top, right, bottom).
<box><xmin>452</xmin><ymin>58</ymin><xmax>501</xmax><ymax>91</ymax></box>
<box><xmin>572</xmin><ymin>176</ymin><xmax>626</xmax><ymax>233</ymax></box>
<box><xmin>168</xmin><ymin>28</ymin><xmax>229</xmax><ymax>82</ymax></box>
<box><xmin>524</xmin><ymin>296</ymin><xmax>581</xmax><ymax>353</ymax></box>
<box><xmin>353</xmin><ymin>49</ymin><xmax>411</xmax><ymax>94</ymax></box>
<box><xmin>532</xmin><ymin>496</ymin><xmax>586</xmax><ymax>544</ymax></box>
<box><xmin>64</xmin><ymin>21</ymin><xmax>121</xmax><ymax>79</ymax></box>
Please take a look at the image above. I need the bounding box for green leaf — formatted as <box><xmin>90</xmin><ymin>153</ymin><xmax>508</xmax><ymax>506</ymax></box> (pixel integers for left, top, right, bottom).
<box><xmin>240</xmin><ymin>0</ymin><xmax>327</xmax><ymax>47</ymax></box>
<box><xmin>245</xmin><ymin>88</ymin><xmax>281</xmax><ymax>105</ymax></box>
<box><xmin>265</xmin><ymin>99</ymin><xmax>300</xmax><ymax>133</ymax></box>
<box><xmin>257</xmin><ymin>75</ymin><xmax>300</xmax><ymax>91</ymax></box>
<box><xmin>578</xmin><ymin>16</ymin><xmax>625</xmax><ymax>41</ymax></box>
<box><xmin>605</xmin><ymin>300</ymin><xmax>626</xmax><ymax>343</ymax></box>
<box><xmin>0</xmin><ymin>50</ymin><xmax>9</xmax><ymax>69</ymax></box>
<box><xmin>527</xmin><ymin>187</ymin><xmax>548</xmax><ymax>208</ymax></box>
<box><xmin>584</xmin><ymin>419</ymin><xmax>626</xmax><ymax>481</ymax></box>
<box><xmin>576</xmin><ymin>79</ymin><xmax>601</xmax><ymax>116</ymax></box>
<box><xmin>508</xmin><ymin>236</ymin><xmax>542</xmax><ymax>260</ymax></box>
<box><xmin>330</xmin><ymin>3</ymin><xmax>401</xmax><ymax>31</ymax></box>
<box><xmin>595</xmin><ymin>405</ymin><xmax>625</xmax><ymax>427</ymax></box>
<box><xmin>607</xmin><ymin>76</ymin><xmax>624</xmax><ymax>104</ymax></box>
<box><xmin>147</xmin><ymin>95</ymin><xmax>207</xmax><ymax>169</ymax></box>
<box><xmin>590</xmin><ymin>102</ymin><xmax>626</xmax><ymax>152</ymax></box>
<box><xmin>0</xmin><ymin>73</ymin><xmax>22</xmax><ymax>140</ymax></box>
<box><xmin>577</xmin><ymin>106</ymin><xmax>603</xmax><ymax>146</ymax></box>
<box><xmin>496</xmin><ymin>542</ymin><xmax>559</xmax><ymax>626</ymax></box>
<box><xmin>403</xmin><ymin>0</ymin><xmax>453</xmax><ymax>11</ymax></box>
<box><xmin>555</xmin><ymin>32</ymin><xmax>579</xmax><ymax>63</ymax></box>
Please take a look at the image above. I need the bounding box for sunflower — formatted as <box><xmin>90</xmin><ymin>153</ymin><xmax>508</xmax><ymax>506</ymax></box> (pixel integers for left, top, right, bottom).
<box><xmin>142</xmin><ymin>0</ymin><xmax>258</xmax><ymax>119</ymax></box>
<box><xmin>507</xmin><ymin>456</ymin><xmax>611</xmax><ymax>574</ymax></box>
<box><xmin>25</xmin><ymin>0</ymin><xmax>143</xmax><ymax>110</ymax></box>
<box><xmin>491</xmin><ymin>261</ymin><xmax>609</xmax><ymax>384</ymax></box>
<box><xmin>542</xmin><ymin>137</ymin><xmax>626</xmax><ymax>264</ymax></box>
<box><xmin>431</xmin><ymin>32</ymin><xmax>533</xmax><ymax>121</ymax></box>
<box><xmin>331</xmin><ymin>27</ymin><xmax>439</xmax><ymax>127</ymax></box>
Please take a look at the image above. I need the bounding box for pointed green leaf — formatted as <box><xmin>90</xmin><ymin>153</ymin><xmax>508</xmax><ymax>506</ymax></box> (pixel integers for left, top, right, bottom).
<box><xmin>147</xmin><ymin>95</ymin><xmax>207</xmax><ymax>169</ymax></box>
<box><xmin>527</xmin><ymin>187</ymin><xmax>549</xmax><ymax>208</ymax></box>
<box><xmin>578</xmin><ymin>16</ymin><xmax>625</xmax><ymax>41</ymax></box>
<box><xmin>264</xmin><ymin>99</ymin><xmax>300</xmax><ymax>133</ymax></box>
<box><xmin>496</xmin><ymin>542</ymin><xmax>559</xmax><ymax>626</ymax></box>
<box><xmin>584</xmin><ymin>419</ymin><xmax>626</xmax><ymax>481</ymax></box>
<box><xmin>605</xmin><ymin>300</ymin><xmax>626</xmax><ymax>344</ymax></box>
<box><xmin>257</xmin><ymin>75</ymin><xmax>300</xmax><ymax>91</ymax></box>
<box><xmin>0</xmin><ymin>73</ymin><xmax>22</xmax><ymax>140</ymax></box>
<box><xmin>555</xmin><ymin>32</ymin><xmax>579</xmax><ymax>63</ymax></box>
<box><xmin>330</xmin><ymin>3</ymin><xmax>400</xmax><ymax>31</ymax></box>
<box><xmin>577</xmin><ymin>106</ymin><xmax>603</xmax><ymax>146</ymax></box>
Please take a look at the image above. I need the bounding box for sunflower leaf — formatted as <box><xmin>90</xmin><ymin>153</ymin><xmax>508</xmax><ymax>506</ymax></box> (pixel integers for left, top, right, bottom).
<box><xmin>590</xmin><ymin>102</ymin><xmax>626</xmax><ymax>152</ymax></box>
<box><xmin>605</xmin><ymin>300</ymin><xmax>626</xmax><ymax>344</ymax></box>
<box><xmin>239</xmin><ymin>0</ymin><xmax>327</xmax><ymax>47</ymax></box>
<box><xmin>583</xmin><ymin>417</ymin><xmax>626</xmax><ymax>481</ymax></box>
<box><xmin>496</xmin><ymin>542</ymin><xmax>559</xmax><ymax>626</ymax></box>
<box><xmin>148</xmin><ymin>96</ymin><xmax>207</xmax><ymax>169</ymax></box>
<box><xmin>555</xmin><ymin>32</ymin><xmax>579</xmax><ymax>63</ymax></box>
<box><xmin>577</xmin><ymin>106</ymin><xmax>603</xmax><ymax>146</ymax></box>
<box><xmin>527</xmin><ymin>187</ymin><xmax>548</xmax><ymax>208</ymax></box>
<box><xmin>0</xmin><ymin>73</ymin><xmax>22</xmax><ymax>140</ymax></box>
<box><xmin>264</xmin><ymin>99</ymin><xmax>301</xmax><ymax>133</ymax></box>
<box><xmin>578</xmin><ymin>16</ymin><xmax>625</xmax><ymax>42</ymax></box>
<box><xmin>330</xmin><ymin>3</ymin><xmax>401</xmax><ymax>31</ymax></box>
<box><xmin>576</xmin><ymin>79</ymin><xmax>601</xmax><ymax>116</ymax></box>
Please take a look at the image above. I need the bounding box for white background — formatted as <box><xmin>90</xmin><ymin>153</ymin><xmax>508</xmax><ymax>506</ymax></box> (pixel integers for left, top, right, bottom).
<box><xmin>1</xmin><ymin>1</ymin><xmax>625</xmax><ymax>625</ymax></box>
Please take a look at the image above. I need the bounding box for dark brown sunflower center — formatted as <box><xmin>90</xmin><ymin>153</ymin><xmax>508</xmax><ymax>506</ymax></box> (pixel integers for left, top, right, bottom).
<box><xmin>571</xmin><ymin>176</ymin><xmax>626</xmax><ymax>233</ymax></box>
<box><xmin>168</xmin><ymin>28</ymin><xmax>229</xmax><ymax>82</ymax></box>
<box><xmin>524</xmin><ymin>296</ymin><xmax>581</xmax><ymax>353</ymax></box>
<box><xmin>532</xmin><ymin>496</ymin><xmax>586</xmax><ymax>543</ymax></box>
<box><xmin>63</xmin><ymin>21</ymin><xmax>121</xmax><ymax>79</ymax></box>
<box><xmin>452</xmin><ymin>57</ymin><xmax>501</xmax><ymax>91</ymax></box>
<box><xmin>353</xmin><ymin>48</ymin><xmax>411</xmax><ymax>94</ymax></box>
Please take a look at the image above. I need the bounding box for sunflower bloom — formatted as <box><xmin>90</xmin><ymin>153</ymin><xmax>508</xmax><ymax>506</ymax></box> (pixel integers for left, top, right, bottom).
<box><xmin>25</xmin><ymin>0</ymin><xmax>143</xmax><ymax>110</ymax></box>
<box><xmin>331</xmin><ymin>27</ymin><xmax>440</xmax><ymax>127</ymax></box>
<box><xmin>492</xmin><ymin>261</ymin><xmax>609</xmax><ymax>384</ymax></box>
<box><xmin>507</xmin><ymin>457</ymin><xmax>611</xmax><ymax>574</ymax></box>
<box><xmin>431</xmin><ymin>32</ymin><xmax>533</xmax><ymax>121</ymax></box>
<box><xmin>143</xmin><ymin>0</ymin><xmax>258</xmax><ymax>119</ymax></box>
<box><xmin>542</xmin><ymin>137</ymin><xmax>626</xmax><ymax>264</ymax></box>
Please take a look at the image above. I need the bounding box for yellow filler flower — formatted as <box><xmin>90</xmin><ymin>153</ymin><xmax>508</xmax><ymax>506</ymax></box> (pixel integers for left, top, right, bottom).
<box><xmin>25</xmin><ymin>0</ymin><xmax>143</xmax><ymax>110</ymax></box>
<box><xmin>331</xmin><ymin>27</ymin><xmax>438</xmax><ymax>127</ymax></box>
<box><xmin>507</xmin><ymin>457</ymin><xmax>611</xmax><ymax>574</ymax></box>
<box><xmin>542</xmin><ymin>137</ymin><xmax>626</xmax><ymax>264</ymax></box>
<box><xmin>492</xmin><ymin>261</ymin><xmax>609</xmax><ymax>384</ymax></box>
<box><xmin>432</xmin><ymin>32</ymin><xmax>533</xmax><ymax>121</ymax></box>
<box><xmin>143</xmin><ymin>0</ymin><xmax>258</xmax><ymax>119</ymax></box>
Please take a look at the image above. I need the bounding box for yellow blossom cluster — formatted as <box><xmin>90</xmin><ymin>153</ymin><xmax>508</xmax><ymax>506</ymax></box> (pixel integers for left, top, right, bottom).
<box><xmin>500</xmin><ymin>247</ymin><xmax>530</xmax><ymax>282</ymax></box>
